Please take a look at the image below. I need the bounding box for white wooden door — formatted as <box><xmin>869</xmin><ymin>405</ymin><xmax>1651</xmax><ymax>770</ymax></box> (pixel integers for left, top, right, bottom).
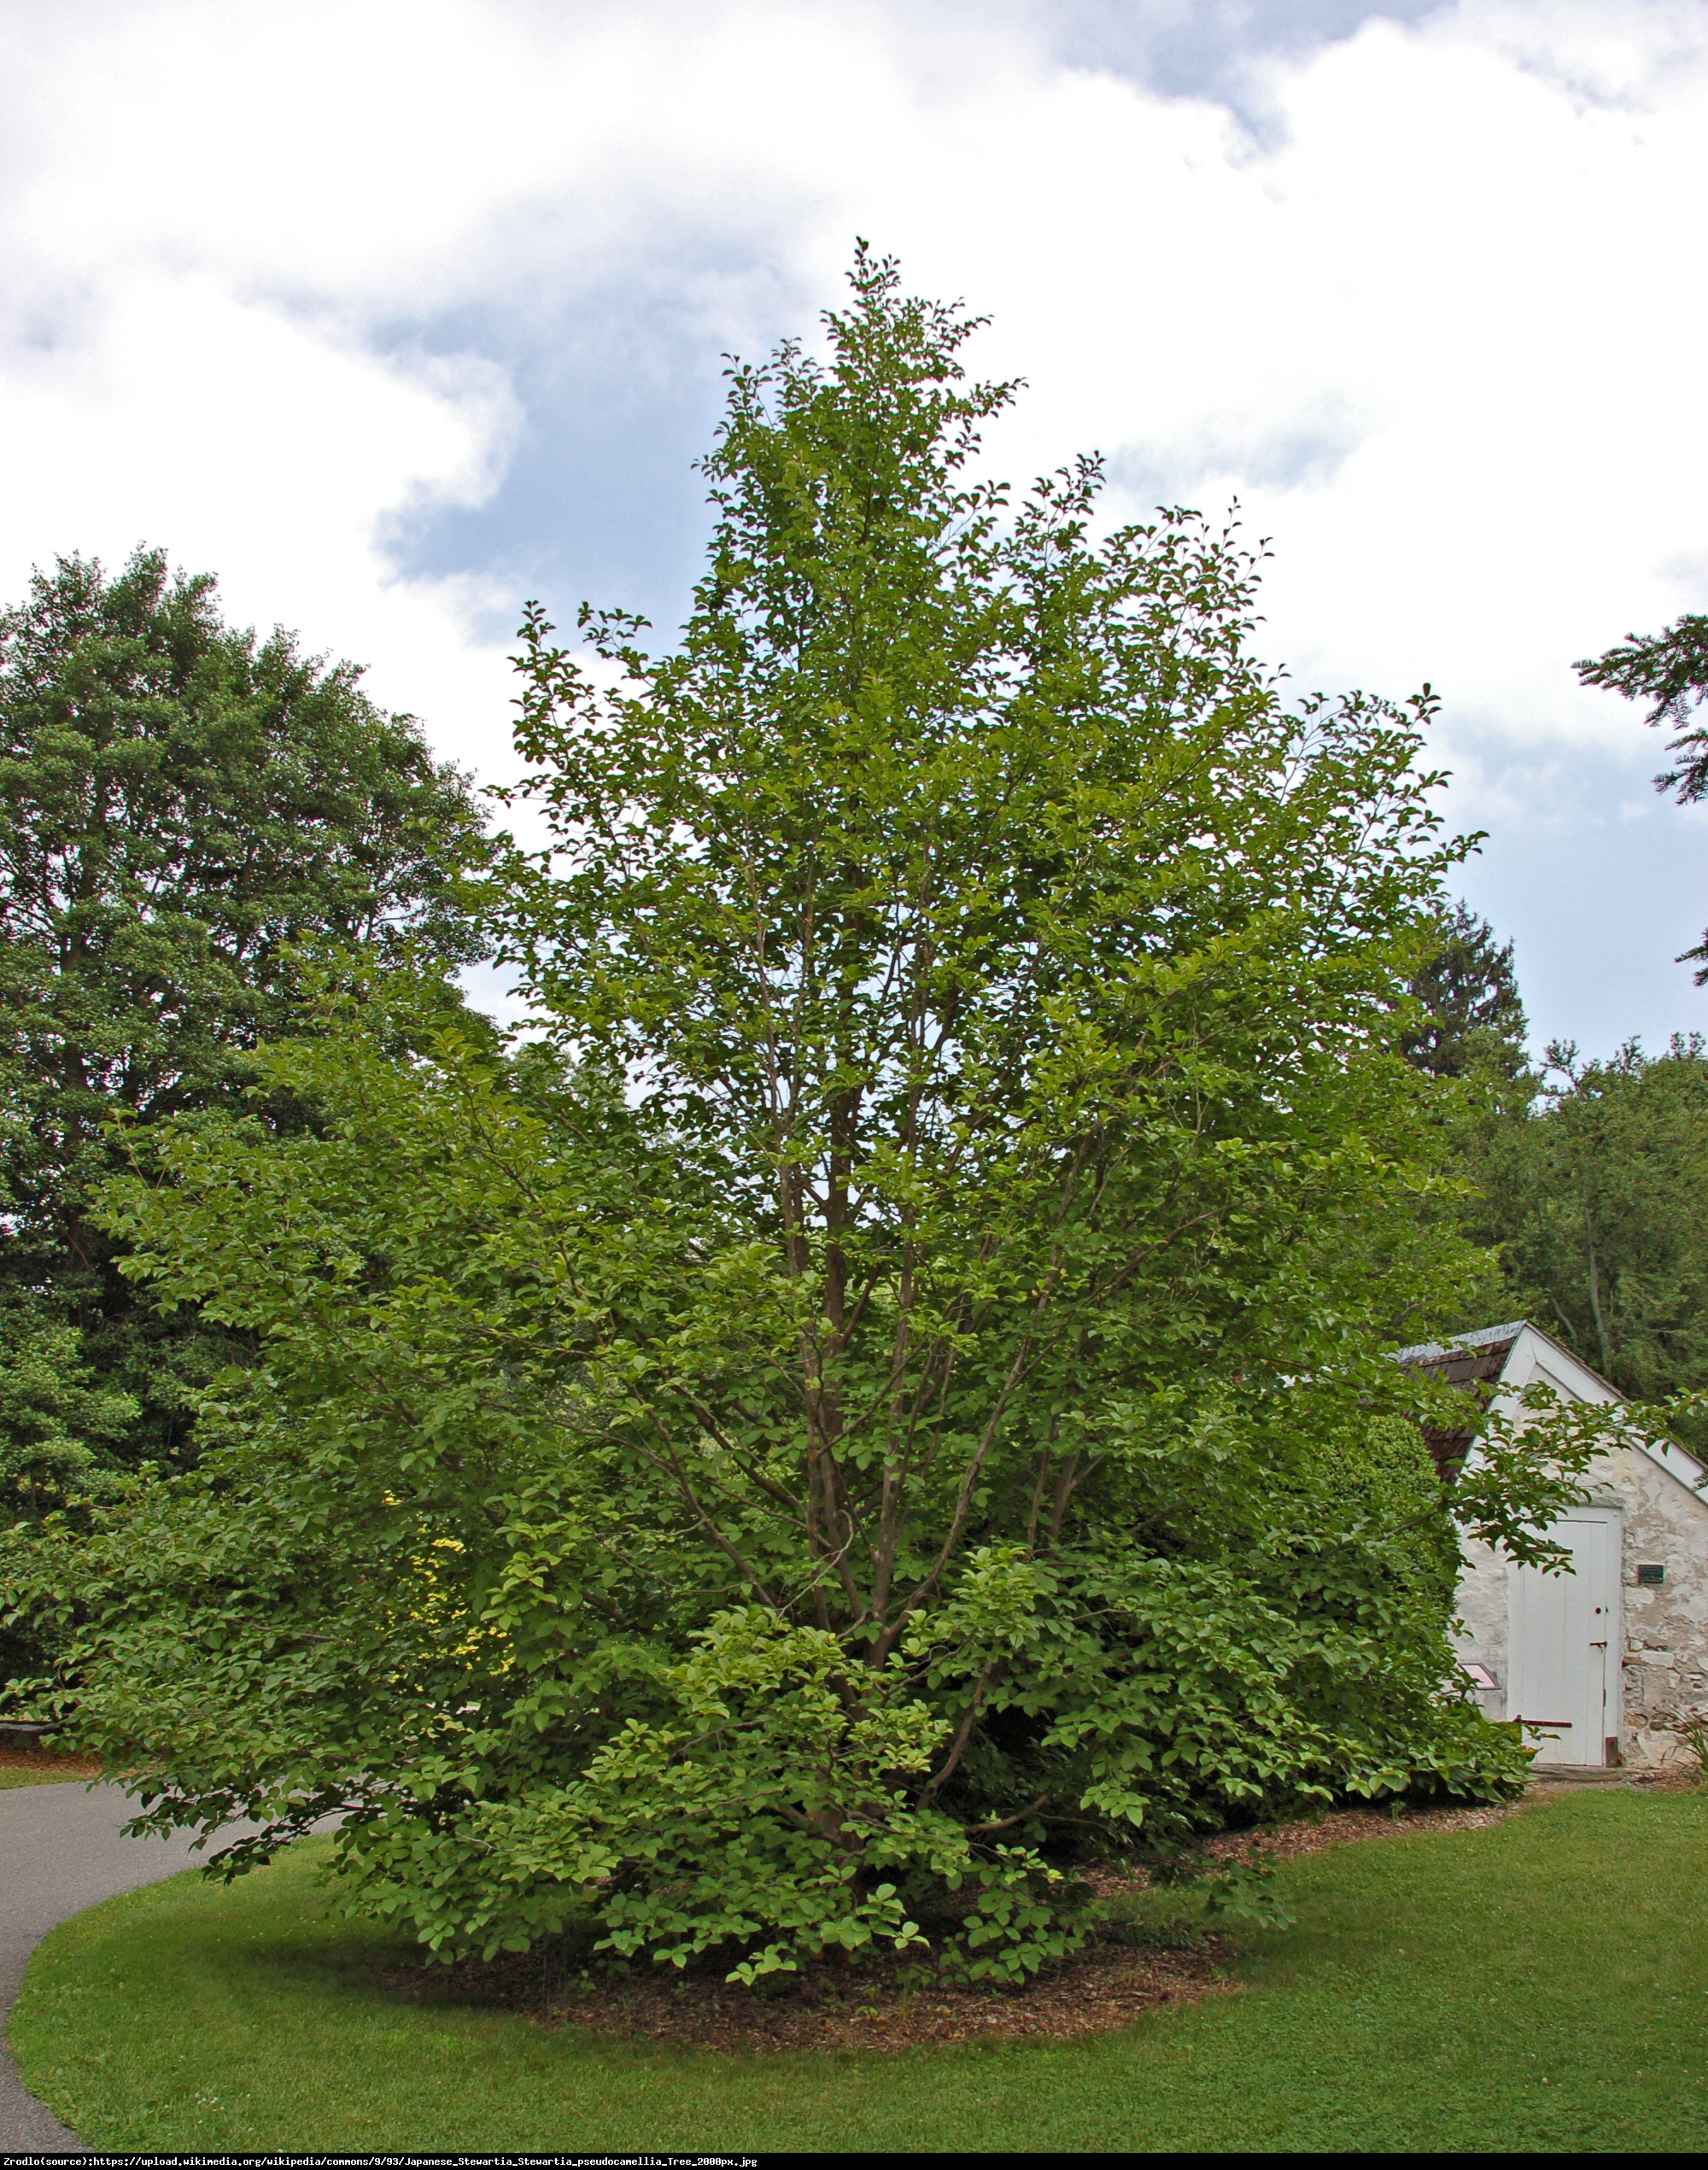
<box><xmin>1506</xmin><ymin>1511</ymin><xmax>1623</xmax><ymax>1766</ymax></box>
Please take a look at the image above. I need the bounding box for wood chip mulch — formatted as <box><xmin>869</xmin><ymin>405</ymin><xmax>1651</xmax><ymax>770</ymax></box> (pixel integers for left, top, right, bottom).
<box><xmin>436</xmin><ymin>1936</ymin><xmax>1233</xmax><ymax>2056</ymax></box>
<box><xmin>0</xmin><ymin>1743</ymin><xmax>102</xmax><ymax>1780</ymax></box>
<box><xmin>397</xmin><ymin>1795</ymin><xmax>1530</xmax><ymax>2056</ymax></box>
<box><xmin>1196</xmin><ymin>1794</ymin><xmax>1526</xmax><ymax>1869</ymax></box>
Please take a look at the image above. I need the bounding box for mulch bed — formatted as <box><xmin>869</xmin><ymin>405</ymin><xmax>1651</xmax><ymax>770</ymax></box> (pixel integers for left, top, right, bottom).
<box><xmin>1198</xmin><ymin>1793</ymin><xmax>1525</xmax><ymax>1869</ymax></box>
<box><xmin>399</xmin><ymin>1795</ymin><xmax>1525</xmax><ymax>2055</ymax></box>
<box><xmin>516</xmin><ymin>1939</ymin><xmax>1229</xmax><ymax>2054</ymax></box>
<box><xmin>0</xmin><ymin>1742</ymin><xmax>102</xmax><ymax>1781</ymax></box>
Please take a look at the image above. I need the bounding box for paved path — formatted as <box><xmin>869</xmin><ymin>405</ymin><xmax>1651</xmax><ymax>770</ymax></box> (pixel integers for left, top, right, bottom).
<box><xmin>1</xmin><ymin>1781</ymin><xmax>226</xmax><ymax>2155</ymax></box>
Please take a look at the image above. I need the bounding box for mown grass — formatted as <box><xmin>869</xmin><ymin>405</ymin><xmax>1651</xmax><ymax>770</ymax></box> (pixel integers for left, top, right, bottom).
<box><xmin>13</xmin><ymin>1789</ymin><xmax>1708</xmax><ymax>2154</ymax></box>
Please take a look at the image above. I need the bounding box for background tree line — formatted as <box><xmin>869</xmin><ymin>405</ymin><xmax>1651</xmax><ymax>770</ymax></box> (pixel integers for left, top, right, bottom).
<box><xmin>1429</xmin><ymin>582</ymin><xmax>1708</xmax><ymax>1412</ymax></box>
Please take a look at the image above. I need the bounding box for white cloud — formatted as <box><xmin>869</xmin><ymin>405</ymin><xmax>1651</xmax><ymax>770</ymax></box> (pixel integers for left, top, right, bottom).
<box><xmin>0</xmin><ymin>259</ymin><xmax>519</xmax><ymax>768</ymax></box>
<box><xmin>2</xmin><ymin>0</ymin><xmax>1705</xmax><ymax>1044</ymax></box>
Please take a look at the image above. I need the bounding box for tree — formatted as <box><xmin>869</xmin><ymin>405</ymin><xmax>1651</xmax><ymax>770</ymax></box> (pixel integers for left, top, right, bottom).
<box><xmin>0</xmin><ymin>1300</ymin><xmax>137</xmax><ymax>1686</ymax></box>
<box><xmin>1576</xmin><ymin>611</ymin><xmax>1708</xmax><ymax>776</ymax></box>
<box><xmin>1401</xmin><ymin>901</ymin><xmax>1528</xmax><ymax>1079</ymax></box>
<box><xmin>14</xmin><ymin>255</ymin><xmax>1574</xmax><ymax>1986</ymax></box>
<box><xmin>1577</xmin><ymin>611</ymin><xmax>1708</xmax><ymax>978</ymax></box>
<box><xmin>0</xmin><ymin>547</ymin><xmax>489</xmax><ymax>1481</ymax></box>
<box><xmin>1464</xmin><ymin>1035</ymin><xmax>1708</xmax><ymax>1413</ymax></box>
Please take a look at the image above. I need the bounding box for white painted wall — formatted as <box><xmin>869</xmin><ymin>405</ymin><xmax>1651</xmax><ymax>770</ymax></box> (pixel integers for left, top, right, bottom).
<box><xmin>1445</xmin><ymin>1323</ymin><xmax>1708</xmax><ymax>1769</ymax></box>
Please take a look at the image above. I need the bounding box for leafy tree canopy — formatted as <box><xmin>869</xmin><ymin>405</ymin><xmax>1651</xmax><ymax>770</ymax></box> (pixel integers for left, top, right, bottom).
<box><xmin>1402</xmin><ymin>900</ymin><xmax>1528</xmax><ymax>1079</ymax></box>
<box><xmin>9</xmin><ymin>254</ymin><xmax>1592</xmax><ymax>1986</ymax></box>
<box><xmin>0</xmin><ymin>547</ymin><xmax>490</xmax><ymax>1484</ymax></box>
<box><xmin>1463</xmin><ymin>1034</ymin><xmax>1708</xmax><ymax>1418</ymax></box>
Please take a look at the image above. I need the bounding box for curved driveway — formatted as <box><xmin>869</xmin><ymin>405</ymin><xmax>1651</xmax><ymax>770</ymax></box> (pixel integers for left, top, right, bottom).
<box><xmin>1</xmin><ymin>1780</ymin><xmax>227</xmax><ymax>2155</ymax></box>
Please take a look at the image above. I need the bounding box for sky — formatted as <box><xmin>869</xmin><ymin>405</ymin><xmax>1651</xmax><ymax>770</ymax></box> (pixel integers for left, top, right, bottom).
<box><xmin>3</xmin><ymin>0</ymin><xmax>1705</xmax><ymax>1056</ymax></box>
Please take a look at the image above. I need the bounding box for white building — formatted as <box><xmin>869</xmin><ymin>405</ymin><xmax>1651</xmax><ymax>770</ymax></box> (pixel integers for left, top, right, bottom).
<box><xmin>1397</xmin><ymin>1319</ymin><xmax>1708</xmax><ymax>1769</ymax></box>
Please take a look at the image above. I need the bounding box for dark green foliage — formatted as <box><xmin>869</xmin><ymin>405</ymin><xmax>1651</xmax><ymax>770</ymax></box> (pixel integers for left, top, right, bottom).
<box><xmin>0</xmin><ymin>547</ymin><xmax>489</xmax><ymax>1482</ymax></box>
<box><xmin>0</xmin><ymin>1301</ymin><xmax>137</xmax><ymax>1515</ymax></box>
<box><xmin>0</xmin><ymin>1297</ymin><xmax>137</xmax><ymax>1682</ymax></box>
<box><xmin>1464</xmin><ymin>1035</ymin><xmax>1708</xmax><ymax>1410</ymax></box>
<box><xmin>1576</xmin><ymin>610</ymin><xmax>1708</xmax><ymax>782</ymax></box>
<box><xmin>1401</xmin><ymin>901</ymin><xmax>1528</xmax><ymax>1079</ymax></box>
<box><xmin>1301</xmin><ymin>1417</ymin><xmax>1460</xmax><ymax>1618</ymax></box>
<box><xmin>13</xmin><ymin>1004</ymin><xmax>1540</xmax><ymax>1981</ymax></box>
<box><xmin>1576</xmin><ymin>611</ymin><xmax>1708</xmax><ymax>978</ymax></box>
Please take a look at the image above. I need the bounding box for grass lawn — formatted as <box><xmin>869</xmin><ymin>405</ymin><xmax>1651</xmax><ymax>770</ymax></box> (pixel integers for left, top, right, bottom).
<box><xmin>13</xmin><ymin>1788</ymin><xmax>1708</xmax><ymax>2155</ymax></box>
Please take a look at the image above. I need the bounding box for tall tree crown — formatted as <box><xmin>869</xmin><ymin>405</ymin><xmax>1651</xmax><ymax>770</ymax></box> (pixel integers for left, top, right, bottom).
<box><xmin>0</xmin><ymin>544</ymin><xmax>488</xmax><ymax>1472</ymax></box>
<box><xmin>11</xmin><ymin>258</ymin><xmax>1563</xmax><ymax>1986</ymax></box>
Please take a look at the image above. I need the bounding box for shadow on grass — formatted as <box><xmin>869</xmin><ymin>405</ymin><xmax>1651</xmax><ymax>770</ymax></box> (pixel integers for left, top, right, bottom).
<box><xmin>217</xmin><ymin>1851</ymin><xmax>1230</xmax><ymax>2062</ymax></box>
<box><xmin>19</xmin><ymin>1793</ymin><xmax>1708</xmax><ymax>2155</ymax></box>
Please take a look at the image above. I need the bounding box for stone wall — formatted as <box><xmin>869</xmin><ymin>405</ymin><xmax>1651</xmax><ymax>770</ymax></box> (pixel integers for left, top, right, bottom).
<box><xmin>1452</xmin><ymin>1438</ymin><xmax>1708</xmax><ymax>1769</ymax></box>
<box><xmin>1452</xmin><ymin>1535</ymin><xmax>1509</xmax><ymax>1726</ymax></box>
<box><xmin>1607</xmin><ymin>1439</ymin><xmax>1708</xmax><ymax>1767</ymax></box>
